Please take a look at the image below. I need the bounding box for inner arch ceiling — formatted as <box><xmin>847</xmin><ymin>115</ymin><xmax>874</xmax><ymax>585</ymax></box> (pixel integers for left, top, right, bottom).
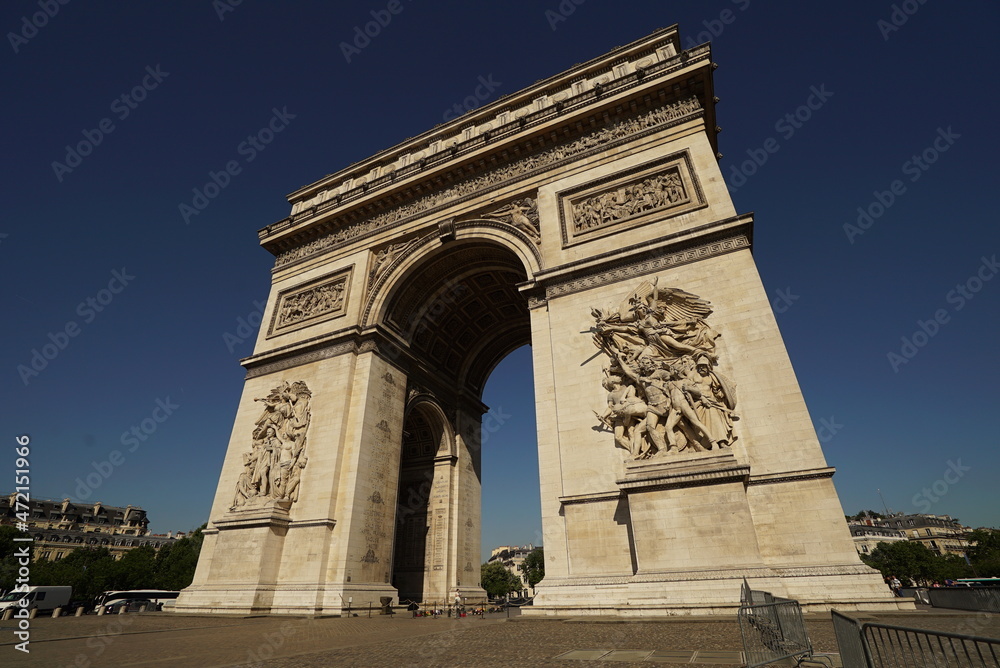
<box><xmin>383</xmin><ymin>240</ymin><xmax>531</xmax><ymax>396</ymax></box>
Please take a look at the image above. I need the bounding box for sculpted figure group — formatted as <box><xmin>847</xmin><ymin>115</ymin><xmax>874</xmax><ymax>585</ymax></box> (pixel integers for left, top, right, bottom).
<box><xmin>278</xmin><ymin>282</ymin><xmax>345</xmax><ymax>328</ymax></box>
<box><xmin>592</xmin><ymin>279</ymin><xmax>738</xmax><ymax>459</ymax></box>
<box><xmin>572</xmin><ymin>170</ymin><xmax>687</xmax><ymax>232</ymax></box>
<box><xmin>231</xmin><ymin>381</ymin><xmax>312</xmax><ymax>509</ymax></box>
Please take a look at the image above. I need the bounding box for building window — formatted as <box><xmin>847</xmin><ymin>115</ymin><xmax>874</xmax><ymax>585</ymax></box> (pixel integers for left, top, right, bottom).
<box><xmin>41</xmin><ymin>551</ymin><xmax>50</xmax><ymax>560</ymax></box>
<box><xmin>55</xmin><ymin>552</ymin><xmax>64</xmax><ymax>560</ymax></box>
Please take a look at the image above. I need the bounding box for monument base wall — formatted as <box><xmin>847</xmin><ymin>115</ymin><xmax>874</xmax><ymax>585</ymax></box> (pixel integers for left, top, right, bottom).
<box><xmin>523</xmin><ymin>567</ymin><xmax>915</xmax><ymax>617</ymax></box>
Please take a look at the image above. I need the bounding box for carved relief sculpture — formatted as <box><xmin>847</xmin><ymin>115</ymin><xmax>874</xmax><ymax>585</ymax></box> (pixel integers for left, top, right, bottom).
<box><xmin>481</xmin><ymin>197</ymin><xmax>541</xmax><ymax>244</ymax></box>
<box><xmin>571</xmin><ymin>168</ymin><xmax>688</xmax><ymax>233</ymax></box>
<box><xmin>231</xmin><ymin>380</ymin><xmax>313</xmax><ymax>510</ymax></box>
<box><xmin>276</xmin><ymin>278</ymin><xmax>347</xmax><ymax>330</ymax></box>
<box><xmin>591</xmin><ymin>279</ymin><xmax>737</xmax><ymax>459</ymax></box>
<box><xmin>368</xmin><ymin>239</ymin><xmax>419</xmax><ymax>292</ymax></box>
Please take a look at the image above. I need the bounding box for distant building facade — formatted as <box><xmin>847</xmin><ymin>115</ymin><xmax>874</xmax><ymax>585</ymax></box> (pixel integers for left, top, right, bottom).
<box><xmin>850</xmin><ymin>513</ymin><xmax>971</xmax><ymax>557</ymax></box>
<box><xmin>877</xmin><ymin>513</ymin><xmax>970</xmax><ymax>556</ymax></box>
<box><xmin>487</xmin><ymin>544</ymin><xmax>536</xmax><ymax>597</ymax></box>
<box><xmin>0</xmin><ymin>495</ymin><xmax>182</xmax><ymax>562</ymax></box>
<box><xmin>849</xmin><ymin>523</ymin><xmax>907</xmax><ymax>556</ymax></box>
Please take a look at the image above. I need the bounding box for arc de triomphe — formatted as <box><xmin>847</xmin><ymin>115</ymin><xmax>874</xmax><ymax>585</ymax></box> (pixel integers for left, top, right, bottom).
<box><xmin>175</xmin><ymin>26</ymin><xmax>909</xmax><ymax>616</ymax></box>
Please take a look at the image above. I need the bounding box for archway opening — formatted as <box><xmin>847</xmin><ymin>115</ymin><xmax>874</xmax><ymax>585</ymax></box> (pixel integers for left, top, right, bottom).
<box><xmin>480</xmin><ymin>344</ymin><xmax>541</xmax><ymax>595</ymax></box>
<box><xmin>382</xmin><ymin>239</ymin><xmax>535</xmax><ymax>603</ymax></box>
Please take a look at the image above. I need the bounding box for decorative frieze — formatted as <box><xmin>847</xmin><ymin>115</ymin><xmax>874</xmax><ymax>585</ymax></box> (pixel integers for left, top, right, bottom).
<box><xmin>559</xmin><ymin>152</ymin><xmax>705</xmax><ymax>247</ymax></box>
<box><xmin>274</xmin><ymin>97</ymin><xmax>702</xmax><ymax>268</ymax></box>
<box><xmin>544</xmin><ymin>232</ymin><xmax>750</xmax><ymax>301</ymax></box>
<box><xmin>268</xmin><ymin>268</ymin><xmax>351</xmax><ymax>337</ymax></box>
<box><xmin>275</xmin><ymin>40</ymin><xmax>692</xmax><ymax>224</ymax></box>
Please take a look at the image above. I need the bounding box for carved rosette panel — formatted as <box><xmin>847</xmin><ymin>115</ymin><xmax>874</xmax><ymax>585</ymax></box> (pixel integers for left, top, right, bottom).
<box><xmin>560</xmin><ymin>152</ymin><xmax>706</xmax><ymax>247</ymax></box>
<box><xmin>590</xmin><ymin>280</ymin><xmax>739</xmax><ymax>460</ymax></box>
<box><xmin>267</xmin><ymin>267</ymin><xmax>351</xmax><ymax>337</ymax></box>
<box><xmin>230</xmin><ymin>380</ymin><xmax>312</xmax><ymax>510</ymax></box>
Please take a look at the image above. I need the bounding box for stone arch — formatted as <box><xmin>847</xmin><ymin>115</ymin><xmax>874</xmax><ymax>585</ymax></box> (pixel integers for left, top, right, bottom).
<box><xmin>393</xmin><ymin>398</ymin><xmax>460</xmax><ymax>603</ymax></box>
<box><xmin>371</xmin><ymin>234</ymin><xmax>535</xmax><ymax>397</ymax></box>
<box><xmin>362</xmin><ymin>220</ymin><xmax>540</xmax><ymax>335</ymax></box>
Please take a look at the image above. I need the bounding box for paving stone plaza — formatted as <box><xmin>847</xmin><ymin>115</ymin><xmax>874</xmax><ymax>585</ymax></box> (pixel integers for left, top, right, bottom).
<box><xmin>5</xmin><ymin>609</ymin><xmax>998</xmax><ymax>667</ymax></box>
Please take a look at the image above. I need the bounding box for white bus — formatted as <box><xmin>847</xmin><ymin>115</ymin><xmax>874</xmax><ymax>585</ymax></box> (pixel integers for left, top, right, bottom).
<box><xmin>95</xmin><ymin>589</ymin><xmax>180</xmax><ymax>611</ymax></box>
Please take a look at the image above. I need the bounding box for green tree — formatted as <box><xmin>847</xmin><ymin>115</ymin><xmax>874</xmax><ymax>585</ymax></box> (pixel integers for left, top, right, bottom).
<box><xmin>522</xmin><ymin>547</ymin><xmax>544</xmax><ymax>588</ymax></box>
<box><xmin>967</xmin><ymin>528</ymin><xmax>1000</xmax><ymax>576</ymax></box>
<box><xmin>24</xmin><ymin>524</ymin><xmax>207</xmax><ymax>603</ymax></box>
<box><xmin>480</xmin><ymin>561</ymin><xmax>522</xmax><ymax>598</ymax></box>
<box><xmin>153</xmin><ymin>526</ymin><xmax>205</xmax><ymax>590</ymax></box>
<box><xmin>861</xmin><ymin>540</ymin><xmax>969</xmax><ymax>585</ymax></box>
<box><xmin>31</xmin><ymin>547</ymin><xmax>119</xmax><ymax>602</ymax></box>
<box><xmin>115</xmin><ymin>545</ymin><xmax>158</xmax><ymax>589</ymax></box>
<box><xmin>0</xmin><ymin>525</ymin><xmax>30</xmax><ymax>594</ymax></box>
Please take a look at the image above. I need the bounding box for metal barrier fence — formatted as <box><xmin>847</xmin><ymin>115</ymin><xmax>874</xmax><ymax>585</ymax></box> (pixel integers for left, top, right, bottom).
<box><xmin>832</xmin><ymin>610</ymin><xmax>1000</xmax><ymax>668</ymax></box>
<box><xmin>928</xmin><ymin>587</ymin><xmax>1000</xmax><ymax>614</ymax></box>
<box><xmin>738</xmin><ymin>600</ymin><xmax>817</xmax><ymax>668</ymax></box>
<box><xmin>740</xmin><ymin>578</ymin><xmax>776</xmax><ymax>606</ymax></box>
<box><xmin>832</xmin><ymin>610</ymin><xmax>869</xmax><ymax>668</ymax></box>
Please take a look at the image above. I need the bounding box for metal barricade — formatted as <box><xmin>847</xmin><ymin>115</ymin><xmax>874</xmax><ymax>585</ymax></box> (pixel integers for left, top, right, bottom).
<box><xmin>741</xmin><ymin>577</ymin><xmax>777</xmax><ymax>606</ymax></box>
<box><xmin>831</xmin><ymin>610</ymin><xmax>869</xmax><ymax>668</ymax></box>
<box><xmin>832</xmin><ymin>610</ymin><xmax>1000</xmax><ymax>668</ymax></box>
<box><xmin>864</xmin><ymin>624</ymin><xmax>1000</xmax><ymax>668</ymax></box>
<box><xmin>928</xmin><ymin>587</ymin><xmax>1000</xmax><ymax>614</ymax></box>
<box><xmin>738</xmin><ymin>600</ymin><xmax>815</xmax><ymax>668</ymax></box>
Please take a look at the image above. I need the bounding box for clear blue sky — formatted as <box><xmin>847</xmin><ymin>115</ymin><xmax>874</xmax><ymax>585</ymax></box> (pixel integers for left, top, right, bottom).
<box><xmin>3</xmin><ymin>2</ymin><xmax>998</xmax><ymax>561</ymax></box>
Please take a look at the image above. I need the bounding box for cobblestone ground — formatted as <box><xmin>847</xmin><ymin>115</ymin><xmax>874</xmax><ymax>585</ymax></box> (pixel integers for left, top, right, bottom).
<box><xmin>1</xmin><ymin>609</ymin><xmax>996</xmax><ymax>667</ymax></box>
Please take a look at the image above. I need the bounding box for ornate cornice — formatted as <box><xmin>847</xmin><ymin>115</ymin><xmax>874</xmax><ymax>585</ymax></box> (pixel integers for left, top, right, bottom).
<box><xmin>747</xmin><ymin>467</ymin><xmax>836</xmax><ymax>486</ymax></box>
<box><xmin>270</xmin><ymin>96</ymin><xmax>704</xmax><ymax>271</ymax></box>
<box><xmin>244</xmin><ymin>340</ymin><xmax>359</xmax><ymax>380</ymax></box>
<box><xmin>538</xmin><ymin>216</ymin><xmax>752</xmax><ymax>301</ymax></box>
<box><xmin>264</xmin><ymin>34</ymin><xmax>709</xmax><ymax>234</ymax></box>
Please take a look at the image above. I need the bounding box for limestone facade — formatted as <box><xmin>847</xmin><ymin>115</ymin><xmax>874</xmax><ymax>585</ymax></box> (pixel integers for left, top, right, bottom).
<box><xmin>175</xmin><ymin>26</ymin><xmax>912</xmax><ymax>616</ymax></box>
